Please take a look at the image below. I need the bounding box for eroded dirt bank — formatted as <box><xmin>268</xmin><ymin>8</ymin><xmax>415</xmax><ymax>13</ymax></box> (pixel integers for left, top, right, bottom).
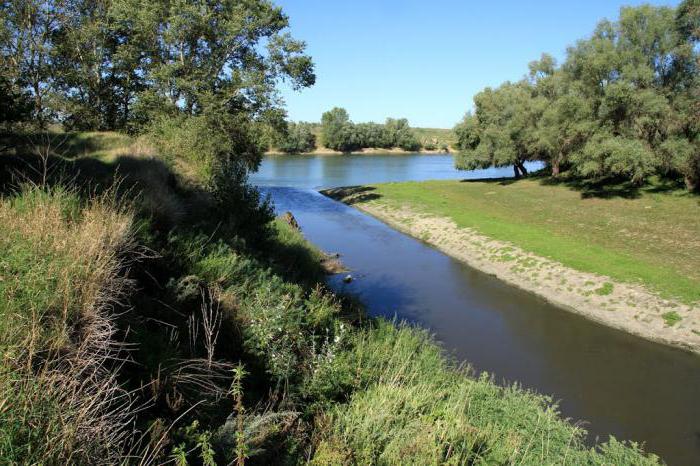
<box><xmin>323</xmin><ymin>186</ymin><xmax>700</xmax><ymax>355</ymax></box>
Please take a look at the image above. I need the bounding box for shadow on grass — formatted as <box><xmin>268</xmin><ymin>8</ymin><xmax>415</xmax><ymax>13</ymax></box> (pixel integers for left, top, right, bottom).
<box><xmin>458</xmin><ymin>173</ymin><xmax>691</xmax><ymax>200</ymax></box>
<box><xmin>459</xmin><ymin>177</ymin><xmax>521</xmax><ymax>186</ymax></box>
<box><xmin>320</xmin><ymin>185</ymin><xmax>382</xmax><ymax>204</ymax></box>
<box><xmin>538</xmin><ymin>175</ymin><xmax>687</xmax><ymax>199</ymax></box>
<box><xmin>0</xmin><ymin>131</ymin><xmax>131</xmax><ymax>160</ymax></box>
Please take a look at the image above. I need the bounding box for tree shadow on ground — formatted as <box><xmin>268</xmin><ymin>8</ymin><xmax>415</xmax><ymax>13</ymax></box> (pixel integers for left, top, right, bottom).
<box><xmin>320</xmin><ymin>185</ymin><xmax>382</xmax><ymax>204</ymax></box>
<box><xmin>0</xmin><ymin>131</ymin><xmax>131</xmax><ymax>160</ymax></box>
<box><xmin>459</xmin><ymin>176</ymin><xmax>521</xmax><ymax>186</ymax></box>
<box><xmin>538</xmin><ymin>175</ymin><xmax>687</xmax><ymax>199</ymax></box>
<box><xmin>458</xmin><ymin>173</ymin><xmax>690</xmax><ymax>200</ymax></box>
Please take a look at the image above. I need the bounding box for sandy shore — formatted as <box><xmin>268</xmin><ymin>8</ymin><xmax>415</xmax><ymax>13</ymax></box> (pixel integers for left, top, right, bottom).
<box><xmin>265</xmin><ymin>146</ymin><xmax>456</xmax><ymax>156</ymax></box>
<box><xmin>322</xmin><ymin>187</ymin><xmax>700</xmax><ymax>355</ymax></box>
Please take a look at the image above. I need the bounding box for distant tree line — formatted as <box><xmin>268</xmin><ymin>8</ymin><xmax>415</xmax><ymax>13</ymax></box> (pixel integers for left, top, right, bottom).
<box><xmin>273</xmin><ymin>108</ymin><xmax>433</xmax><ymax>154</ymax></box>
<box><xmin>273</xmin><ymin>107</ymin><xmax>432</xmax><ymax>154</ymax></box>
<box><xmin>319</xmin><ymin>107</ymin><xmax>422</xmax><ymax>153</ymax></box>
<box><xmin>454</xmin><ymin>2</ymin><xmax>700</xmax><ymax>191</ymax></box>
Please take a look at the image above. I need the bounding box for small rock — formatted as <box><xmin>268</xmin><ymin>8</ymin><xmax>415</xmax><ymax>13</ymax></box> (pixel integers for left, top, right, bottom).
<box><xmin>280</xmin><ymin>211</ymin><xmax>301</xmax><ymax>231</ymax></box>
<box><xmin>342</xmin><ymin>274</ymin><xmax>353</xmax><ymax>284</ymax></box>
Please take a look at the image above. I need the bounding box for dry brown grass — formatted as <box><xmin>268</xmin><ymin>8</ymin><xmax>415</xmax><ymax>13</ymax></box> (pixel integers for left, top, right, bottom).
<box><xmin>0</xmin><ymin>186</ymin><xmax>138</xmax><ymax>463</ymax></box>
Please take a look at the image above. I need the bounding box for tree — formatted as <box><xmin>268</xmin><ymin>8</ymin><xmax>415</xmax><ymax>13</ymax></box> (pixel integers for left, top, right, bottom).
<box><xmin>321</xmin><ymin>107</ymin><xmax>357</xmax><ymax>152</ymax></box>
<box><xmin>0</xmin><ymin>0</ymin><xmax>315</xmax><ymax>143</ymax></box>
<box><xmin>354</xmin><ymin>122</ymin><xmax>385</xmax><ymax>148</ymax></box>
<box><xmin>536</xmin><ymin>91</ymin><xmax>594</xmax><ymax>176</ymax></box>
<box><xmin>0</xmin><ymin>0</ymin><xmax>60</xmax><ymax>125</ymax></box>
<box><xmin>384</xmin><ymin>118</ymin><xmax>420</xmax><ymax>151</ymax></box>
<box><xmin>454</xmin><ymin>3</ymin><xmax>700</xmax><ymax>190</ymax></box>
<box><xmin>455</xmin><ymin>82</ymin><xmax>544</xmax><ymax>177</ymax></box>
<box><xmin>277</xmin><ymin>121</ymin><xmax>316</xmax><ymax>154</ymax></box>
<box><xmin>0</xmin><ymin>74</ymin><xmax>31</xmax><ymax>134</ymax></box>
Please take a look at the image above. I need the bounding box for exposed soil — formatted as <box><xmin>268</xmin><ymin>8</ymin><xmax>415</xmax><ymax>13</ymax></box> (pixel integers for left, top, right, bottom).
<box><xmin>323</xmin><ymin>187</ymin><xmax>700</xmax><ymax>355</ymax></box>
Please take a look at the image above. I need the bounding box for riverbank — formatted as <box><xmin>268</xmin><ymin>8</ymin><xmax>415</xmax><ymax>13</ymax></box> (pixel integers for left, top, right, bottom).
<box><xmin>0</xmin><ymin>131</ymin><xmax>660</xmax><ymax>463</ymax></box>
<box><xmin>265</xmin><ymin>145</ymin><xmax>456</xmax><ymax>156</ymax></box>
<box><xmin>323</xmin><ymin>179</ymin><xmax>700</xmax><ymax>355</ymax></box>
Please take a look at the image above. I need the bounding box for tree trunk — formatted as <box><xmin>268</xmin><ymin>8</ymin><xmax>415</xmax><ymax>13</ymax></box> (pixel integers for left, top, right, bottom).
<box><xmin>517</xmin><ymin>161</ymin><xmax>528</xmax><ymax>177</ymax></box>
<box><xmin>33</xmin><ymin>81</ymin><xmax>43</xmax><ymax>126</ymax></box>
<box><xmin>513</xmin><ymin>165</ymin><xmax>521</xmax><ymax>179</ymax></box>
<box><xmin>685</xmin><ymin>175</ymin><xmax>699</xmax><ymax>193</ymax></box>
<box><xmin>551</xmin><ymin>155</ymin><xmax>561</xmax><ymax>177</ymax></box>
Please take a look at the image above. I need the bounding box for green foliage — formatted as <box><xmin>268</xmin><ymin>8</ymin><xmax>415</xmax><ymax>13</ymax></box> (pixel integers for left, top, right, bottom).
<box><xmin>455</xmin><ymin>3</ymin><xmax>700</xmax><ymax>190</ymax></box>
<box><xmin>320</xmin><ymin>107</ymin><xmax>358</xmax><ymax>152</ymax></box>
<box><xmin>0</xmin><ymin>76</ymin><xmax>31</xmax><ymax>131</ymax></box>
<box><xmin>308</xmin><ymin>320</ymin><xmax>659</xmax><ymax>465</ymax></box>
<box><xmin>171</xmin><ymin>421</ymin><xmax>216</xmax><ymax>466</ymax></box>
<box><xmin>0</xmin><ymin>0</ymin><xmax>315</xmax><ymax>132</ymax></box>
<box><xmin>385</xmin><ymin>117</ymin><xmax>421</xmax><ymax>151</ymax></box>
<box><xmin>455</xmin><ymin>82</ymin><xmax>544</xmax><ymax>177</ymax></box>
<box><xmin>208</xmin><ymin>157</ymin><xmax>275</xmax><ymax>247</ymax></box>
<box><xmin>277</xmin><ymin>121</ymin><xmax>317</xmax><ymax>153</ymax></box>
<box><xmin>320</xmin><ymin>107</ymin><xmax>422</xmax><ymax>152</ymax></box>
<box><xmin>576</xmin><ymin>133</ymin><xmax>658</xmax><ymax>185</ymax></box>
<box><xmin>662</xmin><ymin>311</ymin><xmax>683</xmax><ymax>326</ymax></box>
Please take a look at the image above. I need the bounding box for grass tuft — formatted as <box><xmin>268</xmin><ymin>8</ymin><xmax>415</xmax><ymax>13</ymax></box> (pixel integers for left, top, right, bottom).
<box><xmin>662</xmin><ymin>311</ymin><xmax>682</xmax><ymax>327</ymax></box>
<box><xmin>595</xmin><ymin>282</ymin><xmax>615</xmax><ymax>296</ymax></box>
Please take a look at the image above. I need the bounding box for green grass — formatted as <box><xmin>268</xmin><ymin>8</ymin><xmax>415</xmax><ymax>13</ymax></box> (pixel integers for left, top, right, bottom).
<box><xmin>411</xmin><ymin>127</ymin><xmax>457</xmax><ymax>148</ymax></box>
<box><xmin>363</xmin><ymin>178</ymin><xmax>700</xmax><ymax>304</ymax></box>
<box><xmin>1</xmin><ymin>130</ymin><xmax>136</xmax><ymax>161</ymax></box>
<box><xmin>0</xmin><ymin>132</ymin><xmax>662</xmax><ymax>464</ymax></box>
<box><xmin>662</xmin><ymin>311</ymin><xmax>683</xmax><ymax>327</ymax></box>
<box><xmin>308</xmin><ymin>320</ymin><xmax>658</xmax><ymax>465</ymax></box>
<box><xmin>0</xmin><ymin>187</ymin><xmax>132</xmax><ymax>463</ymax></box>
<box><xmin>595</xmin><ymin>282</ymin><xmax>615</xmax><ymax>296</ymax></box>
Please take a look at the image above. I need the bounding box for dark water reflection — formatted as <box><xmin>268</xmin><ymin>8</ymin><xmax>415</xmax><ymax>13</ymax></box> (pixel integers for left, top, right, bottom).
<box><xmin>251</xmin><ymin>154</ymin><xmax>700</xmax><ymax>465</ymax></box>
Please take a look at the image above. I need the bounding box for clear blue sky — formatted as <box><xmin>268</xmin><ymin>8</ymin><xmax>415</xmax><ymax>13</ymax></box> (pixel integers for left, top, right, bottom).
<box><xmin>276</xmin><ymin>0</ymin><xmax>678</xmax><ymax>128</ymax></box>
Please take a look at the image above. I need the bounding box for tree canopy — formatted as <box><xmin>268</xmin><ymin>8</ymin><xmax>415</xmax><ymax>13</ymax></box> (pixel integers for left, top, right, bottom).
<box><xmin>1</xmin><ymin>0</ymin><xmax>315</xmax><ymax>171</ymax></box>
<box><xmin>455</xmin><ymin>1</ymin><xmax>699</xmax><ymax>190</ymax></box>
<box><xmin>276</xmin><ymin>121</ymin><xmax>316</xmax><ymax>154</ymax></box>
<box><xmin>320</xmin><ymin>107</ymin><xmax>421</xmax><ymax>153</ymax></box>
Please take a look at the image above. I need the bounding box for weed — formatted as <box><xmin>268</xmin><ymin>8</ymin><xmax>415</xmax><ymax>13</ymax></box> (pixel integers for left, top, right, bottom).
<box><xmin>662</xmin><ymin>311</ymin><xmax>682</xmax><ymax>327</ymax></box>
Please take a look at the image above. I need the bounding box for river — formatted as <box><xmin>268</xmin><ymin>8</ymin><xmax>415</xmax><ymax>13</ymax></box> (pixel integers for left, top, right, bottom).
<box><xmin>250</xmin><ymin>153</ymin><xmax>700</xmax><ymax>465</ymax></box>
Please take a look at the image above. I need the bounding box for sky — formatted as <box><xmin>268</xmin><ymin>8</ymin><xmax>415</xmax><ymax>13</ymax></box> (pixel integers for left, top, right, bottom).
<box><xmin>275</xmin><ymin>0</ymin><xmax>679</xmax><ymax>128</ymax></box>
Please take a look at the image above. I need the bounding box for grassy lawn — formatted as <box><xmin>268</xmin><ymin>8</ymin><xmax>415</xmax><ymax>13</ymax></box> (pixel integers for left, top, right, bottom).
<box><xmin>411</xmin><ymin>127</ymin><xmax>456</xmax><ymax>146</ymax></box>
<box><xmin>366</xmin><ymin>178</ymin><xmax>700</xmax><ymax>304</ymax></box>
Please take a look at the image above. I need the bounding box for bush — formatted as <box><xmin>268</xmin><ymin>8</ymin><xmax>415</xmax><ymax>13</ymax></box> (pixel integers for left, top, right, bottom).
<box><xmin>208</xmin><ymin>158</ymin><xmax>275</xmax><ymax>247</ymax></box>
<box><xmin>422</xmin><ymin>139</ymin><xmax>437</xmax><ymax>151</ymax></box>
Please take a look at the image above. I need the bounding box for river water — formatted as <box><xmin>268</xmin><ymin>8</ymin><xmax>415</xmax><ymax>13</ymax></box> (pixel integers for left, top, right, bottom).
<box><xmin>250</xmin><ymin>153</ymin><xmax>700</xmax><ymax>465</ymax></box>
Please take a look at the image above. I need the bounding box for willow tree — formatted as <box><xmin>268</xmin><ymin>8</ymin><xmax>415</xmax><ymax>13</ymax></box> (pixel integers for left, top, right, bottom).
<box><xmin>455</xmin><ymin>82</ymin><xmax>544</xmax><ymax>178</ymax></box>
<box><xmin>455</xmin><ymin>2</ymin><xmax>700</xmax><ymax>190</ymax></box>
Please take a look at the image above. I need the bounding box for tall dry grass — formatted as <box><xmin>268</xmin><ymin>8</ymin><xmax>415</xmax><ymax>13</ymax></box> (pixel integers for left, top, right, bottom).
<box><xmin>0</xmin><ymin>187</ymin><xmax>137</xmax><ymax>463</ymax></box>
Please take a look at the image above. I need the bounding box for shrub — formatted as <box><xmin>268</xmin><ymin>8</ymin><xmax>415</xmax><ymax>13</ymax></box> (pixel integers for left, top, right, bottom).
<box><xmin>422</xmin><ymin>139</ymin><xmax>437</xmax><ymax>151</ymax></box>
